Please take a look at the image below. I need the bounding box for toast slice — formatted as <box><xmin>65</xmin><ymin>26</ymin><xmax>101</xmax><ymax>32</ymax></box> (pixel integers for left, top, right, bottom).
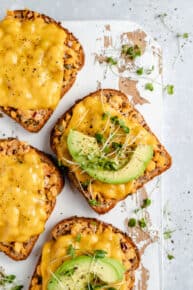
<box><xmin>0</xmin><ymin>10</ymin><xmax>84</xmax><ymax>132</ymax></box>
<box><xmin>29</xmin><ymin>216</ymin><xmax>140</xmax><ymax>290</ymax></box>
<box><xmin>0</xmin><ymin>138</ymin><xmax>64</xmax><ymax>260</ymax></box>
<box><xmin>51</xmin><ymin>89</ymin><xmax>172</xmax><ymax>214</ymax></box>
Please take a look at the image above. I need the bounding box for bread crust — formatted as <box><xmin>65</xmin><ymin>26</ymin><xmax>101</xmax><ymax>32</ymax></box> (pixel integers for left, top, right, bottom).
<box><xmin>50</xmin><ymin>89</ymin><xmax>172</xmax><ymax>214</ymax></box>
<box><xmin>0</xmin><ymin>10</ymin><xmax>85</xmax><ymax>132</ymax></box>
<box><xmin>29</xmin><ymin>216</ymin><xmax>140</xmax><ymax>290</ymax></box>
<box><xmin>0</xmin><ymin>138</ymin><xmax>64</xmax><ymax>260</ymax></box>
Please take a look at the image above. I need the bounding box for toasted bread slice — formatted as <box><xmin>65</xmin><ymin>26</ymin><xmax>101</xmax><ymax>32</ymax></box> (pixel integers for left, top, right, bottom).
<box><xmin>29</xmin><ymin>216</ymin><xmax>140</xmax><ymax>290</ymax></box>
<box><xmin>51</xmin><ymin>89</ymin><xmax>172</xmax><ymax>214</ymax></box>
<box><xmin>0</xmin><ymin>10</ymin><xmax>84</xmax><ymax>132</ymax></box>
<box><xmin>0</xmin><ymin>138</ymin><xmax>64</xmax><ymax>260</ymax></box>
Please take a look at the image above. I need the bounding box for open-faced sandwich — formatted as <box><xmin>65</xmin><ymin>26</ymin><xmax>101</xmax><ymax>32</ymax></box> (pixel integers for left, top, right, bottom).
<box><xmin>51</xmin><ymin>89</ymin><xmax>172</xmax><ymax>214</ymax></box>
<box><xmin>0</xmin><ymin>10</ymin><xmax>84</xmax><ymax>132</ymax></box>
<box><xmin>30</xmin><ymin>216</ymin><xmax>139</xmax><ymax>290</ymax></box>
<box><xmin>0</xmin><ymin>139</ymin><xmax>63</xmax><ymax>260</ymax></box>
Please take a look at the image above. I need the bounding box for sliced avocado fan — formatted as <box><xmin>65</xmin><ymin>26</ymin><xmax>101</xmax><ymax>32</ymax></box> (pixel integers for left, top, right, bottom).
<box><xmin>47</xmin><ymin>255</ymin><xmax>125</xmax><ymax>290</ymax></box>
<box><xmin>67</xmin><ymin>130</ymin><xmax>153</xmax><ymax>184</ymax></box>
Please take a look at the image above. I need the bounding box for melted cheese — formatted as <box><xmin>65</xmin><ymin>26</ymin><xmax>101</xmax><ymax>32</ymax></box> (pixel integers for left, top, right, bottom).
<box><xmin>0</xmin><ymin>150</ymin><xmax>47</xmax><ymax>242</ymax></box>
<box><xmin>40</xmin><ymin>223</ymin><xmax>134</xmax><ymax>290</ymax></box>
<box><xmin>0</xmin><ymin>13</ymin><xmax>66</xmax><ymax>109</ymax></box>
<box><xmin>56</xmin><ymin>94</ymin><xmax>165</xmax><ymax>200</ymax></box>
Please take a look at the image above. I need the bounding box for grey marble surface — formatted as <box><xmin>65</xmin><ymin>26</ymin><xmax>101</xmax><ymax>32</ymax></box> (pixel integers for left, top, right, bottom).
<box><xmin>0</xmin><ymin>0</ymin><xmax>192</xmax><ymax>289</ymax></box>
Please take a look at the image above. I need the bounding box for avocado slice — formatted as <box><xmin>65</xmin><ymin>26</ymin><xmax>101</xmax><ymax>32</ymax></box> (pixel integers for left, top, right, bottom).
<box><xmin>67</xmin><ymin>129</ymin><xmax>100</xmax><ymax>161</ymax></box>
<box><xmin>67</xmin><ymin>130</ymin><xmax>153</xmax><ymax>184</ymax></box>
<box><xmin>47</xmin><ymin>255</ymin><xmax>125</xmax><ymax>290</ymax></box>
<box><xmin>102</xmin><ymin>257</ymin><xmax>125</xmax><ymax>279</ymax></box>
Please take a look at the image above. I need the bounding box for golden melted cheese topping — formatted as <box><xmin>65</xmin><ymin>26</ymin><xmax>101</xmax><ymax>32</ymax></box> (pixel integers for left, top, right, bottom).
<box><xmin>40</xmin><ymin>223</ymin><xmax>134</xmax><ymax>290</ymax></box>
<box><xmin>0</xmin><ymin>150</ymin><xmax>47</xmax><ymax>242</ymax></box>
<box><xmin>0</xmin><ymin>13</ymin><xmax>66</xmax><ymax>109</ymax></box>
<box><xmin>56</xmin><ymin>94</ymin><xmax>165</xmax><ymax>200</ymax></box>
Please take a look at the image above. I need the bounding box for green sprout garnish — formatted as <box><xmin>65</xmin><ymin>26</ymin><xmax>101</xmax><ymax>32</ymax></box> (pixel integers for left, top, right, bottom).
<box><xmin>138</xmin><ymin>218</ymin><xmax>147</xmax><ymax>228</ymax></box>
<box><xmin>81</xmin><ymin>180</ymin><xmax>90</xmax><ymax>190</ymax></box>
<box><xmin>110</xmin><ymin>116</ymin><xmax>130</xmax><ymax>133</ymax></box>
<box><xmin>122</xmin><ymin>44</ymin><xmax>141</xmax><ymax>59</ymax></box>
<box><xmin>164</xmin><ymin>230</ymin><xmax>175</xmax><ymax>240</ymax></box>
<box><xmin>0</xmin><ymin>274</ymin><xmax>16</xmax><ymax>285</ymax></box>
<box><xmin>75</xmin><ymin>233</ymin><xmax>82</xmax><ymax>242</ymax></box>
<box><xmin>103</xmin><ymin>146</ymin><xmax>111</xmax><ymax>154</ymax></box>
<box><xmin>86</xmin><ymin>284</ymin><xmax>94</xmax><ymax>290</ymax></box>
<box><xmin>146</xmin><ymin>65</ymin><xmax>154</xmax><ymax>75</ymax></box>
<box><xmin>102</xmin><ymin>112</ymin><xmax>110</xmax><ymax>120</ymax></box>
<box><xmin>128</xmin><ymin>218</ymin><xmax>136</xmax><ymax>227</ymax></box>
<box><xmin>66</xmin><ymin>244</ymin><xmax>75</xmax><ymax>258</ymax></box>
<box><xmin>177</xmin><ymin>32</ymin><xmax>189</xmax><ymax>39</ymax></box>
<box><xmin>102</xmin><ymin>160</ymin><xmax>118</xmax><ymax>170</ymax></box>
<box><xmin>0</xmin><ymin>272</ymin><xmax>23</xmax><ymax>289</ymax></box>
<box><xmin>141</xmin><ymin>198</ymin><xmax>151</xmax><ymax>208</ymax></box>
<box><xmin>167</xmin><ymin>254</ymin><xmax>175</xmax><ymax>260</ymax></box>
<box><xmin>106</xmin><ymin>57</ymin><xmax>117</xmax><ymax>65</ymax></box>
<box><xmin>145</xmin><ymin>83</ymin><xmax>154</xmax><ymax>91</ymax></box>
<box><xmin>95</xmin><ymin>133</ymin><xmax>105</xmax><ymax>144</ymax></box>
<box><xmin>136</xmin><ymin>67</ymin><xmax>143</xmax><ymax>75</ymax></box>
<box><xmin>166</xmin><ymin>84</ymin><xmax>174</xmax><ymax>95</ymax></box>
<box><xmin>11</xmin><ymin>286</ymin><xmax>24</xmax><ymax>290</ymax></box>
<box><xmin>134</xmin><ymin>208</ymin><xmax>140</xmax><ymax>214</ymax></box>
<box><xmin>94</xmin><ymin>249</ymin><xmax>107</xmax><ymax>258</ymax></box>
<box><xmin>89</xmin><ymin>199</ymin><xmax>101</xmax><ymax>206</ymax></box>
<box><xmin>110</xmin><ymin>115</ymin><xmax>119</xmax><ymax>125</ymax></box>
<box><xmin>183</xmin><ymin>33</ymin><xmax>189</xmax><ymax>39</ymax></box>
<box><xmin>122</xmin><ymin>126</ymin><xmax>130</xmax><ymax>133</ymax></box>
<box><xmin>112</xmin><ymin>142</ymin><xmax>123</xmax><ymax>150</ymax></box>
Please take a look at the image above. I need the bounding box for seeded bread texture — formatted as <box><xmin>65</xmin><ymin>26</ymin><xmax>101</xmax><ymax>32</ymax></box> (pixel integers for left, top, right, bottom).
<box><xmin>0</xmin><ymin>10</ymin><xmax>84</xmax><ymax>132</ymax></box>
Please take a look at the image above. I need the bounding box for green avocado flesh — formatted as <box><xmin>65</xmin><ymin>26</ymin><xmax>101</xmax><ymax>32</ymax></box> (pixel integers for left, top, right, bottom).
<box><xmin>47</xmin><ymin>255</ymin><xmax>125</xmax><ymax>290</ymax></box>
<box><xmin>67</xmin><ymin>130</ymin><xmax>153</xmax><ymax>184</ymax></box>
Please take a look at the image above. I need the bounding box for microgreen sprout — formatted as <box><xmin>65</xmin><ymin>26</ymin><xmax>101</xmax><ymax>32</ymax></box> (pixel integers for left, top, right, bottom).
<box><xmin>164</xmin><ymin>230</ymin><xmax>175</xmax><ymax>240</ymax></box>
<box><xmin>66</xmin><ymin>244</ymin><xmax>76</xmax><ymax>258</ymax></box>
<box><xmin>141</xmin><ymin>198</ymin><xmax>151</xmax><ymax>208</ymax></box>
<box><xmin>94</xmin><ymin>249</ymin><xmax>107</xmax><ymax>259</ymax></box>
<box><xmin>128</xmin><ymin>218</ymin><xmax>137</xmax><ymax>227</ymax></box>
<box><xmin>102</xmin><ymin>112</ymin><xmax>110</xmax><ymax>120</ymax></box>
<box><xmin>177</xmin><ymin>32</ymin><xmax>189</xmax><ymax>39</ymax></box>
<box><xmin>106</xmin><ymin>57</ymin><xmax>117</xmax><ymax>65</ymax></box>
<box><xmin>136</xmin><ymin>67</ymin><xmax>143</xmax><ymax>75</ymax></box>
<box><xmin>167</xmin><ymin>254</ymin><xmax>175</xmax><ymax>260</ymax></box>
<box><xmin>145</xmin><ymin>83</ymin><xmax>154</xmax><ymax>91</ymax></box>
<box><xmin>138</xmin><ymin>218</ymin><xmax>147</xmax><ymax>228</ymax></box>
<box><xmin>95</xmin><ymin>133</ymin><xmax>106</xmax><ymax>144</ymax></box>
<box><xmin>89</xmin><ymin>199</ymin><xmax>101</xmax><ymax>206</ymax></box>
<box><xmin>122</xmin><ymin>44</ymin><xmax>141</xmax><ymax>59</ymax></box>
<box><xmin>75</xmin><ymin>233</ymin><xmax>82</xmax><ymax>242</ymax></box>
<box><xmin>165</xmin><ymin>84</ymin><xmax>174</xmax><ymax>95</ymax></box>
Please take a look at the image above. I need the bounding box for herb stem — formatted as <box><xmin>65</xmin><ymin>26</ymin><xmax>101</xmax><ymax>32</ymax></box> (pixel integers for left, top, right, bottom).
<box><xmin>156</xmin><ymin>14</ymin><xmax>174</xmax><ymax>33</ymax></box>
<box><xmin>74</xmin><ymin>109</ymin><xmax>89</xmax><ymax>129</ymax></box>
<box><xmin>100</xmin><ymin>125</ymin><xmax>119</xmax><ymax>153</ymax></box>
<box><xmin>101</xmin><ymin>115</ymin><xmax>110</xmax><ymax>134</ymax></box>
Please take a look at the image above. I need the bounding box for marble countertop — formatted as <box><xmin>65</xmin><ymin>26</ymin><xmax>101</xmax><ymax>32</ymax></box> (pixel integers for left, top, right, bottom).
<box><xmin>0</xmin><ymin>1</ymin><xmax>192</xmax><ymax>289</ymax></box>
